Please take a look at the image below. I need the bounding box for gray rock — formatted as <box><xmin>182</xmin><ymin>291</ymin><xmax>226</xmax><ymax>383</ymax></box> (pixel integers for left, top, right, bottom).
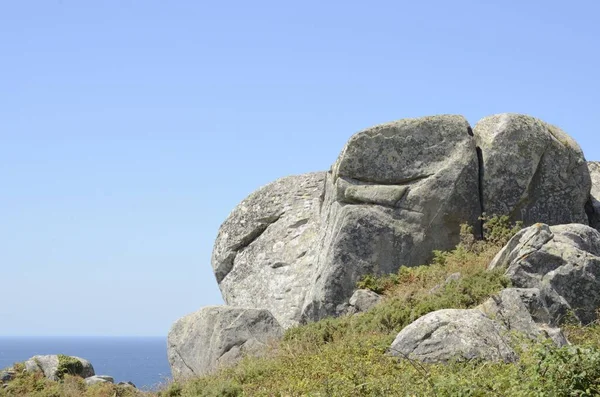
<box><xmin>348</xmin><ymin>289</ymin><xmax>382</xmax><ymax>313</ymax></box>
<box><xmin>85</xmin><ymin>375</ymin><xmax>114</xmax><ymax>385</ymax></box>
<box><xmin>489</xmin><ymin>223</ymin><xmax>600</xmax><ymax>325</ymax></box>
<box><xmin>117</xmin><ymin>381</ymin><xmax>136</xmax><ymax>388</ymax></box>
<box><xmin>474</xmin><ymin>113</ymin><xmax>590</xmax><ymax>226</ymax></box>
<box><xmin>212</xmin><ymin>172</ymin><xmax>326</xmax><ymax>328</ymax></box>
<box><xmin>167</xmin><ymin>305</ymin><xmax>283</xmax><ymax>380</ymax></box>
<box><xmin>477</xmin><ymin>288</ymin><xmax>567</xmax><ymax>346</ymax></box>
<box><xmin>389</xmin><ymin>309</ymin><xmax>517</xmax><ymax>363</ymax></box>
<box><xmin>587</xmin><ymin>162</ymin><xmax>600</xmax><ymax>229</ymax></box>
<box><xmin>0</xmin><ymin>369</ymin><xmax>15</xmax><ymax>382</ymax></box>
<box><xmin>24</xmin><ymin>355</ymin><xmax>94</xmax><ymax>381</ymax></box>
<box><xmin>302</xmin><ymin>115</ymin><xmax>481</xmax><ymax>321</ymax></box>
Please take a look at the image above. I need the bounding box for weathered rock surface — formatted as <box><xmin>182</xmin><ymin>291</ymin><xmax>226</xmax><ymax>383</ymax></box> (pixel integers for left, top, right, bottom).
<box><xmin>24</xmin><ymin>355</ymin><xmax>94</xmax><ymax>381</ymax></box>
<box><xmin>347</xmin><ymin>289</ymin><xmax>382</xmax><ymax>314</ymax></box>
<box><xmin>477</xmin><ymin>288</ymin><xmax>567</xmax><ymax>346</ymax></box>
<box><xmin>301</xmin><ymin>115</ymin><xmax>481</xmax><ymax>321</ymax></box>
<box><xmin>167</xmin><ymin>306</ymin><xmax>283</xmax><ymax>380</ymax></box>
<box><xmin>212</xmin><ymin>172</ymin><xmax>325</xmax><ymax>328</ymax></box>
<box><xmin>489</xmin><ymin>223</ymin><xmax>600</xmax><ymax>325</ymax></box>
<box><xmin>85</xmin><ymin>375</ymin><xmax>114</xmax><ymax>385</ymax></box>
<box><xmin>474</xmin><ymin>114</ymin><xmax>590</xmax><ymax>226</ymax></box>
<box><xmin>587</xmin><ymin>162</ymin><xmax>600</xmax><ymax>229</ymax></box>
<box><xmin>389</xmin><ymin>309</ymin><xmax>517</xmax><ymax>363</ymax></box>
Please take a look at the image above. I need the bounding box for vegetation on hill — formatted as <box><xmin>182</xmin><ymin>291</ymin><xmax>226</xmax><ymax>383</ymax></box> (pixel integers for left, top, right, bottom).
<box><xmin>5</xmin><ymin>216</ymin><xmax>600</xmax><ymax>396</ymax></box>
<box><xmin>0</xmin><ymin>362</ymin><xmax>142</xmax><ymax>397</ymax></box>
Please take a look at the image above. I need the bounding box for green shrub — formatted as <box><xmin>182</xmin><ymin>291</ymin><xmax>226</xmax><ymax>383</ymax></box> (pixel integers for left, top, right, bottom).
<box><xmin>56</xmin><ymin>355</ymin><xmax>84</xmax><ymax>379</ymax></box>
<box><xmin>481</xmin><ymin>214</ymin><xmax>523</xmax><ymax>247</ymax></box>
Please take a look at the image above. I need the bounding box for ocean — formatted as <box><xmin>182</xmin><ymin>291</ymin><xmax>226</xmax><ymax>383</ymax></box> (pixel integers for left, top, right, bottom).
<box><xmin>0</xmin><ymin>337</ymin><xmax>171</xmax><ymax>391</ymax></box>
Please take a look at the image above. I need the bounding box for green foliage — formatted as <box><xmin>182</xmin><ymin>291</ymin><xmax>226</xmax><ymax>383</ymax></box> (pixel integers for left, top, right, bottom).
<box><xmin>56</xmin><ymin>355</ymin><xmax>84</xmax><ymax>379</ymax></box>
<box><xmin>7</xmin><ymin>215</ymin><xmax>600</xmax><ymax>397</ymax></box>
<box><xmin>0</xmin><ymin>366</ymin><xmax>147</xmax><ymax>397</ymax></box>
<box><xmin>530</xmin><ymin>343</ymin><xmax>600</xmax><ymax>396</ymax></box>
<box><xmin>481</xmin><ymin>214</ymin><xmax>523</xmax><ymax>247</ymax></box>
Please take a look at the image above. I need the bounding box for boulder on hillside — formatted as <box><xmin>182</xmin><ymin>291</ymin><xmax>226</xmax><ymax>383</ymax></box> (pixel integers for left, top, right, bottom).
<box><xmin>85</xmin><ymin>375</ymin><xmax>114</xmax><ymax>385</ymax></box>
<box><xmin>474</xmin><ymin>114</ymin><xmax>590</xmax><ymax>226</ymax></box>
<box><xmin>489</xmin><ymin>223</ymin><xmax>600</xmax><ymax>325</ymax></box>
<box><xmin>346</xmin><ymin>289</ymin><xmax>382</xmax><ymax>314</ymax></box>
<box><xmin>587</xmin><ymin>162</ymin><xmax>600</xmax><ymax>229</ymax></box>
<box><xmin>212</xmin><ymin>172</ymin><xmax>326</xmax><ymax>328</ymax></box>
<box><xmin>167</xmin><ymin>306</ymin><xmax>283</xmax><ymax>380</ymax></box>
<box><xmin>389</xmin><ymin>309</ymin><xmax>517</xmax><ymax>363</ymax></box>
<box><xmin>24</xmin><ymin>355</ymin><xmax>94</xmax><ymax>381</ymax></box>
<box><xmin>477</xmin><ymin>288</ymin><xmax>567</xmax><ymax>346</ymax></box>
<box><xmin>0</xmin><ymin>370</ymin><xmax>15</xmax><ymax>383</ymax></box>
<box><xmin>302</xmin><ymin>115</ymin><xmax>481</xmax><ymax>321</ymax></box>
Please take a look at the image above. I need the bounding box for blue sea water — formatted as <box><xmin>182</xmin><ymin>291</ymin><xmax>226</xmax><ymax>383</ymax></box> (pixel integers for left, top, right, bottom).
<box><xmin>0</xmin><ymin>337</ymin><xmax>171</xmax><ymax>391</ymax></box>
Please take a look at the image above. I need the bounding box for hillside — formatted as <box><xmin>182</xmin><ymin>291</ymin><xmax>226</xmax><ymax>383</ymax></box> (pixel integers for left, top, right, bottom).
<box><xmin>3</xmin><ymin>113</ymin><xmax>600</xmax><ymax>396</ymax></box>
<box><xmin>5</xmin><ymin>217</ymin><xmax>600</xmax><ymax>396</ymax></box>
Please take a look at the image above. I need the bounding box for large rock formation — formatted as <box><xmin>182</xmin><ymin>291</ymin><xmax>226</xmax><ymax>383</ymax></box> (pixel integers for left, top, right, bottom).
<box><xmin>587</xmin><ymin>162</ymin><xmax>600</xmax><ymax>229</ymax></box>
<box><xmin>212</xmin><ymin>173</ymin><xmax>325</xmax><ymax>328</ymax></box>
<box><xmin>170</xmin><ymin>112</ymin><xmax>597</xmax><ymax>377</ymax></box>
<box><xmin>489</xmin><ymin>223</ymin><xmax>600</xmax><ymax>325</ymax></box>
<box><xmin>209</xmin><ymin>113</ymin><xmax>596</xmax><ymax>328</ymax></box>
<box><xmin>474</xmin><ymin>114</ymin><xmax>590</xmax><ymax>225</ymax></box>
<box><xmin>302</xmin><ymin>115</ymin><xmax>481</xmax><ymax>321</ymax></box>
<box><xmin>167</xmin><ymin>306</ymin><xmax>283</xmax><ymax>380</ymax></box>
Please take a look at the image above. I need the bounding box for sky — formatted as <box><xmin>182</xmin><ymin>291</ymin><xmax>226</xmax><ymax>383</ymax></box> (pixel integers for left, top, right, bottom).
<box><xmin>1</xmin><ymin>0</ymin><xmax>599</xmax><ymax>336</ymax></box>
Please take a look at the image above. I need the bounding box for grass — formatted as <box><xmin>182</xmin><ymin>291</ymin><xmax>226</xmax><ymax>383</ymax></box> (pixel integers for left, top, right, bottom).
<box><xmin>5</xmin><ymin>216</ymin><xmax>600</xmax><ymax>396</ymax></box>
<box><xmin>0</xmin><ymin>362</ymin><xmax>146</xmax><ymax>397</ymax></box>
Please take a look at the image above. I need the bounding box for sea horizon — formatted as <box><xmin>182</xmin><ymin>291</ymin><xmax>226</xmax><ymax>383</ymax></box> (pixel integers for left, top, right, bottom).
<box><xmin>0</xmin><ymin>336</ymin><xmax>171</xmax><ymax>390</ymax></box>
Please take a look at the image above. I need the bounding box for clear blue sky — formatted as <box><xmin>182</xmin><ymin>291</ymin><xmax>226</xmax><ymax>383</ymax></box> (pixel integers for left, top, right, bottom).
<box><xmin>1</xmin><ymin>0</ymin><xmax>598</xmax><ymax>336</ymax></box>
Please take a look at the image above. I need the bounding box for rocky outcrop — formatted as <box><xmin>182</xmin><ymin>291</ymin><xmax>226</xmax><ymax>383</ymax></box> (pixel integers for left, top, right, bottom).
<box><xmin>208</xmin><ymin>113</ymin><xmax>596</xmax><ymax>330</ymax></box>
<box><xmin>212</xmin><ymin>173</ymin><xmax>325</xmax><ymax>328</ymax></box>
<box><xmin>477</xmin><ymin>288</ymin><xmax>567</xmax><ymax>346</ymax></box>
<box><xmin>2</xmin><ymin>356</ymin><xmax>136</xmax><ymax>390</ymax></box>
<box><xmin>174</xmin><ymin>113</ymin><xmax>598</xmax><ymax>377</ymax></box>
<box><xmin>489</xmin><ymin>223</ymin><xmax>600</xmax><ymax>325</ymax></box>
<box><xmin>587</xmin><ymin>162</ymin><xmax>600</xmax><ymax>229</ymax></box>
<box><xmin>389</xmin><ymin>309</ymin><xmax>517</xmax><ymax>363</ymax></box>
<box><xmin>301</xmin><ymin>115</ymin><xmax>481</xmax><ymax>321</ymax></box>
<box><xmin>167</xmin><ymin>306</ymin><xmax>283</xmax><ymax>380</ymax></box>
<box><xmin>390</xmin><ymin>288</ymin><xmax>569</xmax><ymax>365</ymax></box>
<box><xmin>474</xmin><ymin>114</ymin><xmax>590</xmax><ymax>225</ymax></box>
<box><xmin>24</xmin><ymin>355</ymin><xmax>94</xmax><ymax>381</ymax></box>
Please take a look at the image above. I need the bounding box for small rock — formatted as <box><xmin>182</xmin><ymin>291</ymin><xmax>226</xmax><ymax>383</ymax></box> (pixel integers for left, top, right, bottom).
<box><xmin>0</xmin><ymin>370</ymin><xmax>15</xmax><ymax>382</ymax></box>
<box><xmin>348</xmin><ymin>289</ymin><xmax>382</xmax><ymax>313</ymax></box>
<box><xmin>117</xmin><ymin>381</ymin><xmax>137</xmax><ymax>388</ymax></box>
<box><xmin>428</xmin><ymin>272</ymin><xmax>461</xmax><ymax>295</ymax></box>
<box><xmin>85</xmin><ymin>375</ymin><xmax>114</xmax><ymax>385</ymax></box>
